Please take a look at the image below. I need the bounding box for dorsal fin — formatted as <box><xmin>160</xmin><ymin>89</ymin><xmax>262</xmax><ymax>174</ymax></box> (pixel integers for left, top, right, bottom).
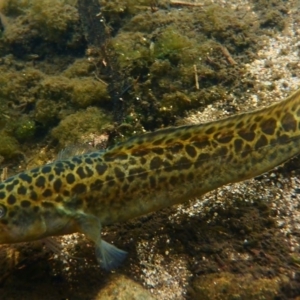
<box><xmin>57</xmin><ymin>144</ymin><xmax>95</xmax><ymax>161</ymax></box>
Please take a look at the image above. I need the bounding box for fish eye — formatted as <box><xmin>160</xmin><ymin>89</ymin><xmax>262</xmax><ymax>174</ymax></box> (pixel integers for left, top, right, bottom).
<box><xmin>0</xmin><ymin>204</ymin><xmax>6</xmax><ymax>218</ymax></box>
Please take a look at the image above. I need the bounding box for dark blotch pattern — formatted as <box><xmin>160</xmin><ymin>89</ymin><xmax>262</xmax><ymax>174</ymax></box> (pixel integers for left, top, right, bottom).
<box><xmin>54</xmin><ymin>166</ymin><xmax>64</xmax><ymax>176</ymax></box>
<box><xmin>6</xmin><ymin>184</ymin><xmax>14</xmax><ymax>192</ymax></box>
<box><xmin>215</xmin><ymin>132</ymin><xmax>233</xmax><ymax>144</ymax></box>
<box><xmin>35</xmin><ymin>176</ymin><xmax>46</xmax><ymax>188</ymax></box>
<box><xmin>205</xmin><ymin>126</ymin><xmax>215</xmax><ymax>134</ymax></box>
<box><xmin>185</xmin><ymin>145</ymin><xmax>197</xmax><ymax>158</ymax></box>
<box><xmin>193</xmin><ymin>139</ymin><xmax>210</xmax><ymax>149</ymax></box>
<box><xmin>30</xmin><ymin>191</ymin><xmax>38</xmax><ymax>201</ymax></box>
<box><xmin>140</xmin><ymin>157</ymin><xmax>147</xmax><ymax>165</ymax></box>
<box><xmin>90</xmin><ymin>179</ymin><xmax>103</xmax><ymax>190</ymax></box>
<box><xmin>181</xmin><ymin>132</ymin><xmax>192</xmax><ymax>140</ymax></box>
<box><xmin>72</xmin><ymin>157</ymin><xmax>82</xmax><ymax>164</ymax></box>
<box><xmin>177</xmin><ymin>157</ymin><xmax>192</xmax><ymax>170</ymax></box>
<box><xmin>105</xmin><ymin>175</ymin><xmax>116</xmax><ymax>186</ymax></box>
<box><xmin>238</xmin><ymin>130</ymin><xmax>255</xmax><ymax>142</ymax></box>
<box><xmin>261</xmin><ymin>118</ymin><xmax>277</xmax><ymax>135</ymax></box>
<box><xmin>215</xmin><ymin>146</ymin><xmax>228</xmax><ymax>157</ymax></box>
<box><xmin>76</xmin><ymin>166</ymin><xmax>86</xmax><ymax>179</ymax></box>
<box><xmin>152</xmin><ymin>147</ymin><xmax>164</xmax><ymax>155</ymax></box>
<box><xmin>150</xmin><ymin>157</ymin><xmax>163</xmax><ymax>170</ymax></box>
<box><xmin>72</xmin><ymin>183</ymin><xmax>87</xmax><ymax>194</ymax></box>
<box><xmin>17</xmin><ymin>185</ymin><xmax>27</xmax><ymax>195</ymax></box>
<box><xmin>42</xmin><ymin>189</ymin><xmax>53</xmax><ymax>198</ymax></box>
<box><xmin>241</xmin><ymin>144</ymin><xmax>252</xmax><ymax>158</ymax></box>
<box><xmin>85</xmin><ymin>157</ymin><xmax>93</xmax><ymax>164</ymax></box>
<box><xmin>7</xmin><ymin>194</ymin><xmax>16</xmax><ymax>205</ymax></box>
<box><xmin>278</xmin><ymin>134</ymin><xmax>289</xmax><ymax>144</ymax></box>
<box><xmin>131</xmin><ymin>149</ymin><xmax>149</xmax><ymax>157</ymax></box>
<box><xmin>234</xmin><ymin>139</ymin><xmax>244</xmax><ymax>153</ymax></box>
<box><xmin>255</xmin><ymin>135</ymin><xmax>268</xmax><ymax>150</ymax></box>
<box><xmin>114</xmin><ymin>167</ymin><xmax>125</xmax><ymax>180</ymax></box>
<box><xmin>41</xmin><ymin>166</ymin><xmax>52</xmax><ymax>174</ymax></box>
<box><xmin>169</xmin><ymin>143</ymin><xmax>184</xmax><ymax>154</ymax></box>
<box><xmin>96</xmin><ymin>164</ymin><xmax>108</xmax><ymax>175</ymax></box>
<box><xmin>85</xmin><ymin>167</ymin><xmax>93</xmax><ymax>177</ymax></box>
<box><xmin>63</xmin><ymin>190</ymin><xmax>70</xmax><ymax>197</ymax></box>
<box><xmin>281</xmin><ymin>112</ymin><xmax>297</xmax><ymax>132</ymax></box>
<box><xmin>53</xmin><ymin>179</ymin><xmax>62</xmax><ymax>193</ymax></box>
<box><xmin>21</xmin><ymin>200</ymin><xmax>31</xmax><ymax>208</ymax></box>
<box><xmin>66</xmin><ymin>173</ymin><xmax>76</xmax><ymax>184</ymax></box>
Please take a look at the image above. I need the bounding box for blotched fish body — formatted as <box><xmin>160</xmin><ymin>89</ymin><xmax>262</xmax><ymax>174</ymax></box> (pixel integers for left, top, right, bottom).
<box><xmin>1</xmin><ymin>89</ymin><xmax>300</xmax><ymax>270</ymax></box>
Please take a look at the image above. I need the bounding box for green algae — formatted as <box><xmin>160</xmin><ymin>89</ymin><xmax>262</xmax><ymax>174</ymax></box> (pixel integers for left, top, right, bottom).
<box><xmin>0</xmin><ymin>132</ymin><xmax>20</xmax><ymax>158</ymax></box>
<box><xmin>14</xmin><ymin>118</ymin><xmax>36</xmax><ymax>141</ymax></box>
<box><xmin>71</xmin><ymin>78</ymin><xmax>109</xmax><ymax>108</ymax></box>
<box><xmin>106</xmin><ymin>3</ymin><xmax>264</xmax><ymax>130</ymax></box>
<box><xmin>62</xmin><ymin>58</ymin><xmax>95</xmax><ymax>78</ymax></box>
<box><xmin>34</xmin><ymin>99</ymin><xmax>61</xmax><ymax>126</ymax></box>
<box><xmin>0</xmin><ymin>0</ymin><xmax>284</xmax><ymax>145</ymax></box>
<box><xmin>0</xmin><ymin>0</ymin><xmax>85</xmax><ymax>57</ymax></box>
<box><xmin>28</xmin><ymin>0</ymin><xmax>79</xmax><ymax>44</ymax></box>
<box><xmin>0</xmin><ymin>67</ymin><xmax>43</xmax><ymax>105</ymax></box>
<box><xmin>38</xmin><ymin>76</ymin><xmax>73</xmax><ymax>102</ymax></box>
<box><xmin>51</xmin><ymin>106</ymin><xmax>112</xmax><ymax>147</ymax></box>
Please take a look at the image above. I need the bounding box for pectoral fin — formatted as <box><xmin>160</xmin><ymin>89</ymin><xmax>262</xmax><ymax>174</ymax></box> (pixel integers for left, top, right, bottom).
<box><xmin>76</xmin><ymin>213</ymin><xmax>127</xmax><ymax>271</ymax></box>
<box><xmin>97</xmin><ymin>240</ymin><xmax>127</xmax><ymax>271</ymax></box>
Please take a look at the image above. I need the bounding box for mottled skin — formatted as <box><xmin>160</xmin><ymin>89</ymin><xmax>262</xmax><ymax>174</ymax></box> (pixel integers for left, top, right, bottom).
<box><xmin>1</xmin><ymin>88</ymin><xmax>300</xmax><ymax>269</ymax></box>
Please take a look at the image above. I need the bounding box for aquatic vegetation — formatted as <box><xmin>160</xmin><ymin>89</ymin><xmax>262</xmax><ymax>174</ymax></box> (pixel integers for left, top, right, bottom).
<box><xmin>71</xmin><ymin>78</ymin><xmax>109</xmax><ymax>108</ymax></box>
<box><xmin>38</xmin><ymin>76</ymin><xmax>73</xmax><ymax>102</ymax></box>
<box><xmin>0</xmin><ymin>0</ymin><xmax>288</xmax><ymax>147</ymax></box>
<box><xmin>14</xmin><ymin>118</ymin><xmax>36</xmax><ymax>141</ymax></box>
<box><xmin>34</xmin><ymin>99</ymin><xmax>61</xmax><ymax>126</ymax></box>
<box><xmin>0</xmin><ymin>132</ymin><xmax>19</xmax><ymax>158</ymax></box>
<box><xmin>51</xmin><ymin>106</ymin><xmax>112</xmax><ymax>147</ymax></box>
<box><xmin>0</xmin><ymin>0</ymin><xmax>85</xmax><ymax>57</ymax></box>
<box><xmin>0</xmin><ymin>67</ymin><xmax>43</xmax><ymax>105</ymax></box>
<box><xmin>62</xmin><ymin>58</ymin><xmax>96</xmax><ymax>78</ymax></box>
<box><xmin>28</xmin><ymin>0</ymin><xmax>79</xmax><ymax>43</ymax></box>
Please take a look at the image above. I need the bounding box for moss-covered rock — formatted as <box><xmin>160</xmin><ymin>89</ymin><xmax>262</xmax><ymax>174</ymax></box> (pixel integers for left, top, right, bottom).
<box><xmin>34</xmin><ymin>99</ymin><xmax>61</xmax><ymax>126</ymax></box>
<box><xmin>29</xmin><ymin>0</ymin><xmax>79</xmax><ymax>44</ymax></box>
<box><xmin>62</xmin><ymin>58</ymin><xmax>95</xmax><ymax>78</ymax></box>
<box><xmin>38</xmin><ymin>76</ymin><xmax>73</xmax><ymax>102</ymax></box>
<box><xmin>0</xmin><ymin>0</ymin><xmax>85</xmax><ymax>57</ymax></box>
<box><xmin>71</xmin><ymin>78</ymin><xmax>109</xmax><ymax>108</ymax></box>
<box><xmin>0</xmin><ymin>67</ymin><xmax>43</xmax><ymax>104</ymax></box>
<box><xmin>51</xmin><ymin>106</ymin><xmax>112</xmax><ymax>147</ymax></box>
<box><xmin>14</xmin><ymin>118</ymin><xmax>36</xmax><ymax>142</ymax></box>
<box><xmin>0</xmin><ymin>131</ymin><xmax>20</xmax><ymax>158</ymax></box>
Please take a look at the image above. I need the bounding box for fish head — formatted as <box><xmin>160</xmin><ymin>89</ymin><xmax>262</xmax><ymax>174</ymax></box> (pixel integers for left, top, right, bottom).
<box><xmin>0</xmin><ymin>198</ymin><xmax>48</xmax><ymax>243</ymax></box>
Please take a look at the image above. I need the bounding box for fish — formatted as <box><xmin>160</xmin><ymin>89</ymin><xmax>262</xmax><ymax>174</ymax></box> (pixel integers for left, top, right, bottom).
<box><xmin>0</xmin><ymin>88</ymin><xmax>300</xmax><ymax>270</ymax></box>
